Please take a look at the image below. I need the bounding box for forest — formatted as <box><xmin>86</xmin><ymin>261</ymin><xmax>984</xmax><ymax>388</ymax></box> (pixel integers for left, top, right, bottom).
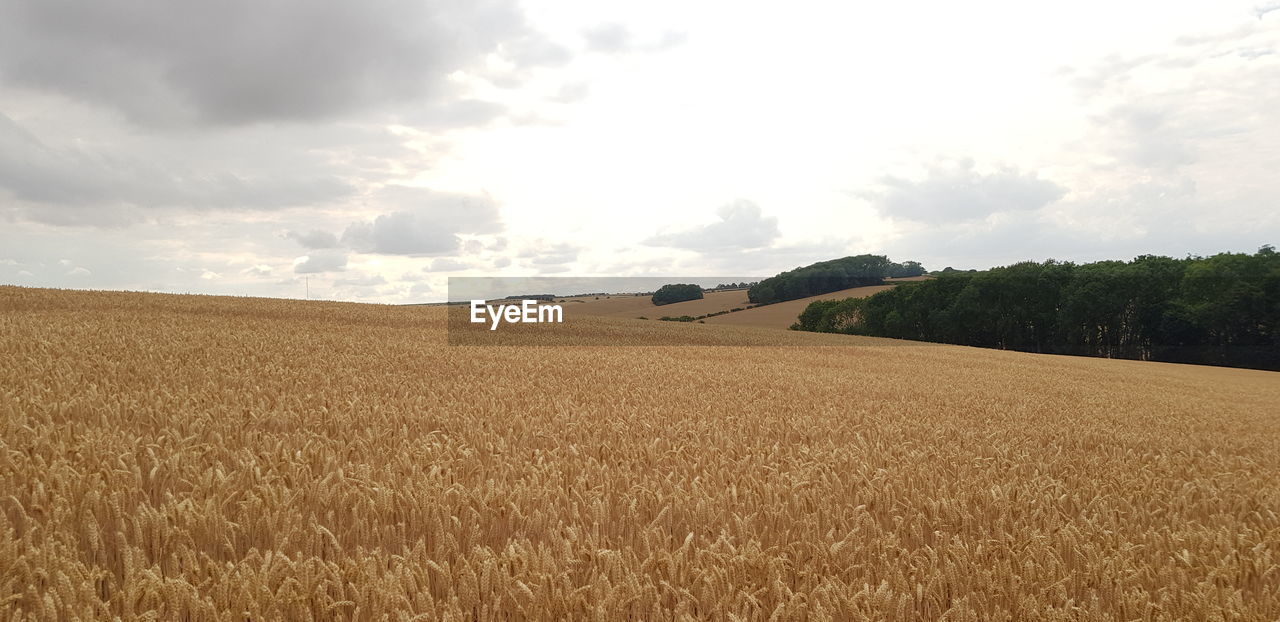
<box><xmin>793</xmin><ymin>247</ymin><xmax>1280</xmax><ymax>370</ymax></box>
<box><xmin>747</xmin><ymin>255</ymin><xmax>926</xmax><ymax>304</ymax></box>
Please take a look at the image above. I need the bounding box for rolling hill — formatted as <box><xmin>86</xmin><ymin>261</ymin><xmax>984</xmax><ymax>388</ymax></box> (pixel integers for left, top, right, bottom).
<box><xmin>553</xmin><ymin>276</ymin><xmax>931</xmax><ymax>329</ymax></box>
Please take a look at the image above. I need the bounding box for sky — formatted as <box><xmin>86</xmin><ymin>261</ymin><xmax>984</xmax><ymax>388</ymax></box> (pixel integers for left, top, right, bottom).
<box><xmin>1</xmin><ymin>0</ymin><xmax>1278</xmax><ymax>303</ymax></box>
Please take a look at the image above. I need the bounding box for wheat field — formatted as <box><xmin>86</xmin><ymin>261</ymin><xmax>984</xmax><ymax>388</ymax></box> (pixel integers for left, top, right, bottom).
<box><xmin>2</xmin><ymin>286</ymin><xmax>1279</xmax><ymax>621</ymax></box>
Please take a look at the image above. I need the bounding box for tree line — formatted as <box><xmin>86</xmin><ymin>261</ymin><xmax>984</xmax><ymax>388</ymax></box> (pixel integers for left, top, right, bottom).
<box><xmin>747</xmin><ymin>255</ymin><xmax>926</xmax><ymax>305</ymax></box>
<box><xmin>793</xmin><ymin>247</ymin><xmax>1280</xmax><ymax>371</ymax></box>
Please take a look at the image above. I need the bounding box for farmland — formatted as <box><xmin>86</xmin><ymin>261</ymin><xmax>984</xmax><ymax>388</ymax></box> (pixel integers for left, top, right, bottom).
<box><xmin>558</xmin><ymin>277</ymin><xmax>931</xmax><ymax>329</ymax></box>
<box><xmin>3</xmin><ymin>286</ymin><xmax>1279</xmax><ymax>620</ymax></box>
<box><xmin>559</xmin><ymin>289</ymin><xmax>751</xmax><ymax>319</ymax></box>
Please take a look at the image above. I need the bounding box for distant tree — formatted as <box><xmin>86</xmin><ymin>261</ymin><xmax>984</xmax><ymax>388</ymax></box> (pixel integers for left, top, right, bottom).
<box><xmin>886</xmin><ymin>260</ymin><xmax>926</xmax><ymax>278</ymax></box>
<box><xmin>749</xmin><ymin>255</ymin><xmax>914</xmax><ymax>304</ymax></box>
<box><xmin>652</xmin><ymin>284</ymin><xmax>704</xmax><ymax>306</ymax></box>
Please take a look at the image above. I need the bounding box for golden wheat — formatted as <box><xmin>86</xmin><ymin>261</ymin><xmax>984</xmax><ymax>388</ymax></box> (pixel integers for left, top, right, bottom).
<box><xmin>1</xmin><ymin>286</ymin><xmax>1278</xmax><ymax>620</ymax></box>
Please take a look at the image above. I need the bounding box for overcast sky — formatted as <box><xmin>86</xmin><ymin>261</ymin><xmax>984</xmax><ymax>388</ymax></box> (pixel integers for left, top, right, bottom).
<box><xmin>1</xmin><ymin>0</ymin><xmax>1277</xmax><ymax>302</ymax></box>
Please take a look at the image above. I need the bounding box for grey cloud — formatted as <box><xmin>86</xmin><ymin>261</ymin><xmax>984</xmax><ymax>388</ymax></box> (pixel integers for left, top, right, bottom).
<box><xmin>293</xmin><ymin>250</ymin><xmax>348</xmax><ymax>274</ymax></box>
<box><xmin>342</xmin><ymin>213</ymin><xmax>455</xmax><ymax>256</ymax></box>
<box><xmin>0</xmin><ymin>0</ymin><xmax>554</xmax><ymax>127</ymax></box>
<box><xmin>0</xmin><ymin>113</ymin><xmax>354</xmax><ymax>221</ymax></box>
<box><xmin>645</xmin><ymin>200</ymin><xmax>780</xmax><ymax>251</ymax></box>
<box><xmin>286</xmin><ymin>229</ymin><xmax>341</xmax><ymax>249</ymax></box>
<box><xmin>867</xmin><ymin>161</ymin><xmax>1066</xmax><ymax>223</ymax></box>
<box><xmin>341</xmin><ymin>186</ymin><xmax>502</xmax><ymax>256</ymax></box>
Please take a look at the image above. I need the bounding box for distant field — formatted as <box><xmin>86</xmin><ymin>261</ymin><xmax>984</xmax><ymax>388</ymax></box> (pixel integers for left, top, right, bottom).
<box><xmin>3</xmin><ymin>286</ymin><xmax>1278</xmax><ymax>620</ymax></box>
<box><xmin>562</xmin><ymin>276</ymin><xmax>929</xmax><ymax>327</ymax></box>
<box><xmin>703</xmin><ymin>284</ymin><xmax>896</xmax><ymax>329</ymax></box>
<box><xmin>558</xmin><ymin>288</ymin><xmax>752</xmax><ymax>318</ymax></box>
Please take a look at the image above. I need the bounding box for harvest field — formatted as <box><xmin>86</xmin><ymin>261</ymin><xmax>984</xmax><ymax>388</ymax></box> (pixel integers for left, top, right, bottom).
<box><xmin>702</xmin><ymin>285</ymin><xmax>895</xmax><ymax>330</ymax></box>
<box><xmin>3</xmin><ymin>286</ymin><xmax>1280</xmax><ymax>620</ymax></box>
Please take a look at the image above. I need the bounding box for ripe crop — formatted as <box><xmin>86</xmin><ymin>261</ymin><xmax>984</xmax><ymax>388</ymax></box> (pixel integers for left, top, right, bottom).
<box><xmin>2</xmin><ymin>286</ymin><xmax>1278</xmax><ymax>620</ymax></box>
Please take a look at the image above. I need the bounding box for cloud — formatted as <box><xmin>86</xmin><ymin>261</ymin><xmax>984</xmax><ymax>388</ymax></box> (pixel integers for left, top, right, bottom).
<box><xmin>583</xmin><ymin>23</ymin><xmax>685</xmax><ymax>54</ymax></box>
<box><xmin>0</xmin><ymin>113</ymin><xmax>355</xmax><ymax>220</ymax></box>
<box><xmin>1096</xmin><ymin>105</ymin><xmax>1196</xmax><ymax>171</ymax></box>
<box><xmin>0</xmin><ymin>0</ymin><xmax>560</xmax><ymax>127</ymax></box>
<box><xmin>866</xmin><ymin>160</ymin><xmax>1066</xmax><ymax>223</ymax></box>
<box><xmin>286</xmin><ymin>229</ymin><xmax>341</xmax><ymax>249</ymax></box>
<box><xmin>584</xmin><ymin>23</ymin><xmax>633</xmax><ymax>54</ymax></box>
<box><xmin>519</xmin><ymin>241</ymin><xmax>580</xmax><ymax>265</ymax></box>
<box><xmin>645</xmin><ymin>200</ymin><xmax>780</xmax><ymax>251</ymax></box>
<box><xmin>293</xmin><ymin>250</ymin><xmax>347</xmax><ymax>274</ymax></box>
<box><xmin>551</xmin><ymin>81</ymin><xmax>592</xmax><ymax>104</ymax></box>
<box><xmin>427</xmin><ymin>258</ymin><xmax>471</xmax><ymax>272</ymax></box>
<box><xmin>333</xmin><ymin>274</ymin><xmax>387</xmax><ymax>288</ymax></box>
<box><xmin>341</xmin><ymin>186</ymin><xmax>502</xmax><ymax>256</ymax></box>
<box><xmin>66</xmin><ymin>266</ymin><xmax>90</xmax><ymax>276</ymax></box>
